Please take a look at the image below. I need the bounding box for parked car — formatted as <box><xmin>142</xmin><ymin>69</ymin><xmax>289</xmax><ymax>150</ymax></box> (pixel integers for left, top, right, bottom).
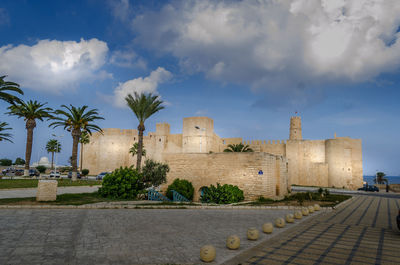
<box><xmin>96</xmin><ymin>172</ymin><xmax>110</xmax><ymax>180</ymax></box>
<box><xmin>14</xmin><ymin>169</ymin><xmax>24</xmax><ymax>176</ymax></box>
<box><xmin>397</xmin><ymin>209</ymin><xmax>400</xmax><ymax>230</ymax></box>
<box><xmin>68</xmin><ymin>171</ymin><xmax>81</xmax><ymax>179</ymax></box>
<box><xmin>29</xmin><ymin>169</ymin><xmax>40</xmax><ymax>177</ymax></box>
<box><xmin>357</xmin><ymin>185</ymin><xmax>379</xmax><ymax>192</ymax></box>
<box><xmin>49</xmin><ymin>171</ymin><xmax>61</xmax><ymax>178</ymax></box>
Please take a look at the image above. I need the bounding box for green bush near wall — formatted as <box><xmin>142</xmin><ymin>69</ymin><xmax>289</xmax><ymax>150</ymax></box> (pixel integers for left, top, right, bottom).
<box><xmin>98</xmin><ymin>167</ymin><xmax>144</xmax><ymax>199</ymax></box>
<box><xmin>166</xmin><ymin>178</ymin><xmax>194</xmax><ymax>200</ymax></box>
<box><xmin>200</xmin><ymin>183</ymin><xmax>244</xmax><ymax>204</ymax></box>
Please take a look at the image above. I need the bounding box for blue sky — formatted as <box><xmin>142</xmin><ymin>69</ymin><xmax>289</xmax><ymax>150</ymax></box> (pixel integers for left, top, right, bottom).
<box><xmin>1</xmin><ymin>0</ymin><xmax>400</xmax><ymax>175</ymax></box>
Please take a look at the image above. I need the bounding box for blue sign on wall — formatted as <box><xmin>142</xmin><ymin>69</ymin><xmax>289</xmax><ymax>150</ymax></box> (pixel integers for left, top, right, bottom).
<box><xmin>258</xmin><ymin>170</ymin><xmax>263</xmax><ymax>175</ymax></box>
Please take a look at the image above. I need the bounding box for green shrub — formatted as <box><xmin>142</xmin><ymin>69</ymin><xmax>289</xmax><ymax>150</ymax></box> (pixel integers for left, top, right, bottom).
<box><xmin>200</xmin><ymin>183</ymin><xmax>244</xmax><ymax>204</ymax></box>
<box><xmin>36</xmin><ymin>165</ymin><xmax>46</xmax><ymax>173</ymax></box>
<box><xmin>81</xmin><ymin>169</ymin><xmax>89</xmax><ymax>176</ymax></box>
<box><xmin>257</xmin><ymin>196</ymin><xmax>274</xmax><ymax>203</ymax></box>
<box><xmin>141</xmin><ymin>159</ymin><xmax>169</xmax><ymax>188</ymax></box>
<box><xmin>14</xmin><ymin>157</ymin><xmax>25</xmax><ymax>165</ymax></box>
<box><xmin>166</xmin><ymin>178</ymin><xmax>194</xmax><ymax>200</ymax></box>
<box><xmin>0</xmin><ymin>158</ymin><xmax>12</xmax><ymax>166</ymax></box>
<box><xmin>98</xmin><ymin>166</ymin><xmax>144</xmax><ymax>199</ymax></box>
<box><xmin>59</xmin><ymin>166</ymin><xmax>72</xmax><ymax>173</ymax></box>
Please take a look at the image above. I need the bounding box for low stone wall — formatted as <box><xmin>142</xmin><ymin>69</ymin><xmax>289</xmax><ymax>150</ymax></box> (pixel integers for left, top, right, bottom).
<box><xmin>36</xmin><ymin>180</ymin><xmax>58</xmax><ymax>201</ymax></box>
<box><xmin>389</xmin><ymin>184</ymin><xmax>400</xmax><ymax>193</ymax></box>
<box><xmin>162</xmin><ymin>152</ymin><xmax>288</xmax><ymax>201</ymax></box>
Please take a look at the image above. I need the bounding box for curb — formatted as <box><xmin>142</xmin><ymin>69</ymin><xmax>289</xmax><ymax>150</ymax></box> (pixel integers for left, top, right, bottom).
<box><xmin>0</xmin><ymin>204</ymin><xmax>336</xmax><ymax>210</ymax></box>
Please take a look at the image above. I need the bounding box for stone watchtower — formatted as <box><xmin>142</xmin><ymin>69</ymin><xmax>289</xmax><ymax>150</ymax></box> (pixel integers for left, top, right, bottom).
<box><xmin>289</xmin><ymin>116</ymin><xmax>302</xmax><ymax>140</ymax></box>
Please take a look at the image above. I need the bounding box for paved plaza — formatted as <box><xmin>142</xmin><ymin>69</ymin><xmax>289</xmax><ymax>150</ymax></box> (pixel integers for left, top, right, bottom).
<box><xmin>0</xmin><ymin>194</ymin><xmax>399</xmax><ymax>264</ymax></box>
<box><xmin>225</xmin><ymin>195</ymin><xmax>400</xmax><ymax>265</ymax></box>
<box><xmin>0</xmin><ymin>207</ymin><xmax>316</xmax><ymax>264</ymax></box>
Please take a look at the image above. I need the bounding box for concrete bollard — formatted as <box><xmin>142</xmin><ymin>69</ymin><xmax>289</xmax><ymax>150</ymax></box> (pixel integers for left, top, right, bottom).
<box><xmin>285</xmin><ymin>213</ymin><xmax>294</xmax><ymax>223</ymax></box>
<box><xmin>301</xmin><ymin>207</ymin><xmax>309</xmax><ymax>216</ymax></box>
<box><xmin>226</xmin><ymin>235</ymin><xmax>240</xmax><ymax>250</ymax></box>
<box><xmin>308</xmin><ymin>205</ymin><xmax>315</xmax><ymax>213</ymax></box>
<box><xmin>247</xmin><ymin>228</ymin><xmax>259</xmax><ymax>240</ymax></box>
<box><xmin>36</xmin><ymin>180</ymin><xmax>57</xmax><ymax>201</ymax></box>
<box><xmin>294</xmin><ymin>211</ymin><xmax>303</xmax><ymax>219</ymax></box>
<box><xmin>200</xmin><ymin>245</ymin><xmax>216</xmax><ymax>262</ymax></box>
<box><xmin>275</xmin><ymin>217</ymin><xmax>286</xmax><ymax>228</ymax></box>
<box><xmin>314</xmin><ymin>204</ymin><xmax>321</xmax><ymax>211</ymax></box>
<box><xmin>262</xmin><ymin>223</ymin><xmax>274</xmax><ymax>234</ymax></box>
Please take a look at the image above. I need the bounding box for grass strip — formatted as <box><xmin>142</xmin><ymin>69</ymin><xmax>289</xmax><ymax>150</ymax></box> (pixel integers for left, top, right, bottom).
<box><xmin>0</xmin><ymin>179</ymin><xmax>101</xmax><ymax>189</ymax></box>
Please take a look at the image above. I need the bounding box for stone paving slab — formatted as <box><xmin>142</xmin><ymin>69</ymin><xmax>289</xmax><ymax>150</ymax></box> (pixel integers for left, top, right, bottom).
<box><xmin>224</xmin><ymin>195</ymin><xmax>400</xmax><ymax>265</ymax></box>
<box><xmin>0</xmin><ymin>207</ymin><xmax>324</xmax><ymax>264</ymax></box>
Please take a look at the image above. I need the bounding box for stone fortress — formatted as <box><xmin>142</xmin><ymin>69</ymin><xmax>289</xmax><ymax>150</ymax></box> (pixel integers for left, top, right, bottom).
<box><xmin>82</xmin><ymin>116</ymin><xmax>363</xmax><ymax>201</ymax></box>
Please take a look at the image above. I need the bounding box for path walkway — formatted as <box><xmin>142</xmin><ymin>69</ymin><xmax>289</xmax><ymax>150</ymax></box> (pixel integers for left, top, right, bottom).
<box><xmin>0</xmin><ymin>186</ymin><xmax>99</xmax><ymax>199</ymax></box>
<box><xmin>225</xmin><ymin>195</ymin><xmax>400</xmax><ymax>265</ymax></box>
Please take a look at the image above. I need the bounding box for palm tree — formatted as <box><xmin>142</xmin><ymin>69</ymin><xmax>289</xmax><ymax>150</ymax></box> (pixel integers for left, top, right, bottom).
<box><xmin>79</xmin><ymin>131</ymin><xmax>90</xmax><ymax>171</ymax></box>
<box><xmin>376</xmin><ymin>172</ymin><xmax>388</xmax><ymax>184</ymax></box>
<box><xmin>0</xmin><ymin>75</ymin><xmax>23</xmax><ymax>104</ymax></box>
<box><xmin>7</xmin><ymin>100</ymin><xmax>52</xmax><ymax>176</ymax></box>
<box><xmin>129</xmin><ymin>142</ymin><xmax>146</xmax><ymax>157</ymax></box>
<box><xmin>0</xmin><ymin>122</ymin><xmax>13</xmax><ymax>143</ymax></box>
<box><xmin>46</xmin><ymin>139</ymin><xmax>61</xmax><ymax>170</ymax></box>
<box><xmin>50</xmin><ymin>105</ymin><xmax>104</xmax><ymax>180</ymax></box>
<box><xmin>223</xmin><ymin>143</ymin><xmax>254</xmax><ymax>152</ymax></box>
<box><xmin>125</xmin><ymin>92</ymin><xmax>164</xmax><ymax>171</ymax></box>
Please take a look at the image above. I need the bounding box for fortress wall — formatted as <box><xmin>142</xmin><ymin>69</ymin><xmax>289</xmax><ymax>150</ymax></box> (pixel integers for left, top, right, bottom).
<box><xmin>165</xmin><ymin>134</ymin><xmax>183</xmax><ymax>153</ymax></box>
<box><xmin>285</xmin><ymin>140</ymin><xmax>327</xmax><ymax>186</ymax></box>
<box><xmin>276</xmin><ymin>156</ymin><xmax>289</xmax><ymax>196</ymax></box>
<box><xmin>260</xmin><ymin>141</ymin><xmax>286</xmax><ymax>156</ymax></box>
<box><xmin>310</xmin><ymin>163</ymin><xmax>329</xmax><ymax>187</ymax></box>
<box><xmin>83</xmin><ymin>128</ymin><xmax>137</xmax><ymax>174</ymax></box>
<box><xmin>182</xmin><ymin>117</ymin><xmax>214</xmax><ymax>153</ymax></box>
<box><xmin>325</xmin><ymin>137</ymin><xmax>363</xmax><ymax>190</ymax></box>
<box><xmin>162</xmin><ymin>152</ymin><xmax>288</xmax><ymax>201</ymax></box>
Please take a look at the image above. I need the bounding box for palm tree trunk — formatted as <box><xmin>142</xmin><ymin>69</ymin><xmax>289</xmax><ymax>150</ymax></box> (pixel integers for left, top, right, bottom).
<box><xmin>71</xmin><ymin>129</ymin><xmax>81</xmax><ymax>181</ymax></box>
<box><xmin>24</xmin><ymin>119</ymin><xmax>36</xmax><ymax>177</ymax></box>
<box><xmin>51</xmin><ymin>152</ymin><xmax>54</xmax><ymax>170</ymax></box>
<box><xmin>136</xmin><ymin>123</ymin><xmax>145</xmax><ymax>171</ymax></box>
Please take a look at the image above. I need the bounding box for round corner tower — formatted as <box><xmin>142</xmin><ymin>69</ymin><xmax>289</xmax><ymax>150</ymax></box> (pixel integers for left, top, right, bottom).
<box><xmin>289</xmin><ymin>116</ymin><xmax>302</xmax><ymax>140</ymax></box>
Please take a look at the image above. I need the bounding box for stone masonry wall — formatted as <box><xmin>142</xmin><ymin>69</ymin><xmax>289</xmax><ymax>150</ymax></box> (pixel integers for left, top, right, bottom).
<box><xmin>162</xmin><ymin>152</ymin><xmax>288</xmax><ymax>201</ymax></box>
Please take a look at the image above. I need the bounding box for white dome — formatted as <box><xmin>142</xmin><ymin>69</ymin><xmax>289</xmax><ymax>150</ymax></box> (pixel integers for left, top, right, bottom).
<box><xmin>38</xmin><ymin>156</ymin><xmax>50</xmax><ymax>165</ymax></box>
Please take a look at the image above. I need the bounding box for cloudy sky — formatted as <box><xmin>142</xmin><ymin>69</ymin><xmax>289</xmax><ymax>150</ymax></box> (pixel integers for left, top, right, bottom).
<box><xmin>0</xmin><ymin>0</ymin><xmax>400</xmax><ymax>176</ymax></box>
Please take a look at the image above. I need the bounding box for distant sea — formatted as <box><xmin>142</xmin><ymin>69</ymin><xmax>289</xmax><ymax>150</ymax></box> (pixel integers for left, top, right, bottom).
<box><xmin>363</xmin><ymin>176</ymin><xmax>400</xmax><ymax>184</ymax></box>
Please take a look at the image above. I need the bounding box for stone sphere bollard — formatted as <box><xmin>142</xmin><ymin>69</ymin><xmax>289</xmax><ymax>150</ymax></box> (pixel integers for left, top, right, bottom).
<box><xmin>294</xmin><ymin>211</ymin><xmax>303</xmax><ymax>219</ymax></box>
<box><xmin>301</xmin><ymin>207</ymin><xmax>309</xmax><ymax>216</ymax></box>
<box><xmin>308</xmin><ymin>205</ymin><xmax>315</xmax><ymax>213</ymax></box>
<box><xmin>226</xmin><ymin>235</ymin><xmax>240</xmax><ymax>250</ymax></box>
<box><xmin>262</xmin><ymin>222</ymin><xmax>274</xmax><ymax>234</ymax></box>
<box><xmin>275</xmin><ymin>217</ymin><xmax>286</xmax><ymax>228</ymax></box>
<box><xmin>285</xmin><ymin>213</ymin><xmax>294</xmax><ymax>223</ymax></box>
<box><xmin>200</xmin><ymin>245</ymin><xmax>216</xmax><ymax>262</ymax></box>
<box><xmin>314</xmin><ymin>204</ymin><xmax>321</xmax><ymax>211</ymax></box>
<box><xmin>247</xmin><ymin>228</ymin><xmax>259</xmax><ymax>240</ymax></box>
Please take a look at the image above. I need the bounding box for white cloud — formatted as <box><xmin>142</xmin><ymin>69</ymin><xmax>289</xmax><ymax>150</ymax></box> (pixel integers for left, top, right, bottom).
<box><xmin>0</xmin><ymin>38</ymin><xmax>109</xmax><ymax>92</ymax></box>
<box><xmin>113</xmin><ymin>67</ymin><xmax>172</xmax><ymax>107</ymax></box>
<box><xmin>108</xmin><ymin>0</ymin><xmax>131</xmax><ymax>22</ymax></box>
<box><xmin>130</xmin><ymin>0</ymin><xmax>400</xmax><ymax>88</ymax></box>
<box><xmin>110</xmin><ymin>49</ymin><xmax>147</xmax><ymax>69</ymax></box>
